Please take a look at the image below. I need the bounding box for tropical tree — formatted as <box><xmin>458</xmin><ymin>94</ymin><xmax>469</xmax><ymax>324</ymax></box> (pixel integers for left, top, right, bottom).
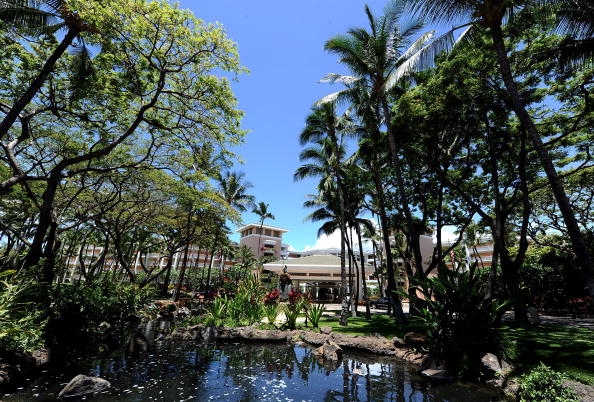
<box><xmin>405</xmin><ymin>0</ymin><xmax>594</xmax><ymax>302</ymax></box>
<box><xmin>218</xmin><ymin>171</ymin><xmax>255</xmax><ymax>214</ymax></box>
<box><xmin>319</xmin><ymin>0</ymin><xmax>439</xmax><ymax>292</ymax></box>
<box><xmin>0</xmin><ymin>0</ymin><xmax>96</xmax><ymax>141</ymax></box>
<box><xmin>298</xmin><ymin>102</ymin><xmax>357</xmax><ymax>325</ymax></box>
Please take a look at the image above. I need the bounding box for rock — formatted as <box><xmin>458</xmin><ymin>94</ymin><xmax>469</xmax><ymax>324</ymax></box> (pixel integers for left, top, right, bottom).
<box><xmin>392</xmin><ymin>336</ymin><xmax>406</xmax><ymax>347</ymax></box>
<box><xmin>201</xmin><ymin>326</ymin><xmax>217</xmax><ymax>341</ymax></box>
<box><xmin>313</xmin><ymin>340</ymin><xmax>343</xmax><ymax>361</ymax></box>
<box><xmin>420</xmin><ymin>358</ymin><xmax>446</xmax><ymax>371</ymax></box>
<box><xmin>302</xmin><ymin>331</ymin><xmax>330</xmax><ymax>346</ymax></box>
<box><xmin>58</xmin><ymin>374</ymin><xmax>111</xmax><ymax>398</ymax></box>
<box><xmin>404</xmin><ymin>332</ymin><xmax>428</xmax><ymax>347</ymax></box>
<box><xmin>176</xmin><ymin>307</ymin><xmax>191</xmax><ymax>317</ymax></box>
<box><xmin>421</xmin><ymin>369</ymin><xmax>454</xmax><ymax>383</ymax></box>
<box><xmin>527</xmin><ymin>306</ymin><xmax>541</xmax><ymax>324</ymax></box>
<box><xmin>331</xmin><ymin>333</ymin><xmax>395</xmax><ymax>355</ymax></box>
<box><xmin>481</xmin><ymin>353</ymin><xmax>512</xmax><ymax>377</ymax></box>
<box><xmin>31</xmin><ymin>349</ymin><xmax>50</xmax><ymax>367</ymax></box>
<box><xmin>320</xmin><ymin>326</ymin><xmax>333</xmax><ymax>335</ymax></box>
<box><xmin>564</xmin><ymin>380</ymin><xmax>594</xmax><ymax>402</ymax></box>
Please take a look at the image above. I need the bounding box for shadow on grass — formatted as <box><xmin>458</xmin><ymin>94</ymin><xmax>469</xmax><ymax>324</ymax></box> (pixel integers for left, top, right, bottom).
<box><xmin>500</xmin><ymin>323</ymin><xmax>594</xmax><ymax>385</ymax></box>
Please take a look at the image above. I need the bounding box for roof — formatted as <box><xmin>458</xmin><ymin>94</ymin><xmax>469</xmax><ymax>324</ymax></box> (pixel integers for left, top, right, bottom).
<box><xmin>265</xmin><ymin>255</ymin><xmax>341</xmax><ymax>267</ymax></box>
<box><xmin>235</xmin><ymin>223</ymin><xmax>289</xmax><ymax>233</ymax></box>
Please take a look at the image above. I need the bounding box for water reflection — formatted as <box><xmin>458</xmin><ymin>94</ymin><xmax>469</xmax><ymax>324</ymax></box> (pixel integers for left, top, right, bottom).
<box><xmin>3</xmin><ymin>339</ymin><xmax>500</xmax><ymax>401</ymax></box>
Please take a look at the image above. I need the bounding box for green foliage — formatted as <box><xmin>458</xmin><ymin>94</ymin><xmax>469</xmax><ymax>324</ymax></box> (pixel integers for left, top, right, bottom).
<box><xmin>305</xmin><ymin>303</ymin><xmax>326</xmax><ymax>329</ymax></box>
<box><xmin>205</xmin><ymin>274</ymin><xmax>266</xmax><ymax>327</ymax></box>
<box><xmin>48</xmin><ymin>277</ymin><xmax>155</xmax><ymax>347</ymax></box>
<box><xmin>500</xmin><ymin>336</ymin><xmax>520</xmax><ymax>364</ymax></box>
<box><xmin>519</xmin><ymin>363</ymin><xmax>579</xmax><ymax>402</ymax></box>
<box><xmin>283</xmin><ymin>290</ymin><xmax>307</xmax><ymax>330</ymax></box>
<box><xmin>264</xmin><ymin>303</ymin><xmax>280</xmax><ymax>327</ymax></box>
<box><xmin>0</xmin><ymin>272</ymin><xmax>45</xmax><ymax>353</ymax></box>
<box><xmin>402</xmin><ymin>262</ymin><xmax>510</xmax><ymax>379</ymax></box>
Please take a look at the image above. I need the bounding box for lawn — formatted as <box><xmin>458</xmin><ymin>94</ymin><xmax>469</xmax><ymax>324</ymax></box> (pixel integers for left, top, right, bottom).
<box><xmin>316</xmin><ymin>313</ymin><xmax>424</xmax><ymax>339</ymax></box>
<box><xmin>500</xmin><ymin>323</ymin><xmax>594</xmax><ymax>385</ymax></box>
<box><xmin>315</xmin><ymin>312</ymin><xmax>594</xmax><ymax>385</ymax></box>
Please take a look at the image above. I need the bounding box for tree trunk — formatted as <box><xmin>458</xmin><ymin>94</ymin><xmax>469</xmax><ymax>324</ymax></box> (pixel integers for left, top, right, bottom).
<box><xmin>173</xmin><ymin>242</ymin><xmax>191</xmax><ymax>302</ymax></box>
<box><xmin>356</xmin><ymin>225</ymin><xmax>371</xmax><ymax>318</ymax></box>
<box><xmin>372</xmin><ymin>166</ymin><xmax>406</xmax><ymax>322</ymax></box>
<box><xmin>339</xmin><ymin>232</ymin><xmax>348</xmax><ymax>326</ymax></box>
<box><xmin>490</xmin><ymin>22</ymin><xmax>594</xmax><ymax>303</ymax></box>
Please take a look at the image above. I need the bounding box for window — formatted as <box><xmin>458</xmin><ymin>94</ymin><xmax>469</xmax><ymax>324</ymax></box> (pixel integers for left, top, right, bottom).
<box><xmin>274</xmin><ymin>230</ymin><xmax>280</xmax><ymax>237</ymax></box>
<box><xmin>265</xmin><ymin>229</ymin><xmax>271</xmax><ymax>236</ymax></box>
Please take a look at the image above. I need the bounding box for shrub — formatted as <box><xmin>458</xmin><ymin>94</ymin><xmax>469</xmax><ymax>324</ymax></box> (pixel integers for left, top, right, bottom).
<box><xmin>402</xmin><ymin>262</ymin><xmax>509</xmax><ymax>379</ymax></box>
<box><xmin>519</xmin><ymin>363</ymin><xmax>579</xmax><ymax>402</ymax></box>
<box><xmin>283</xmin><ymin>289</ymin><xmax>306</xmax><ymax>330</ymax></box>
<box><xmin>47</xmin><ymin>277</ymin><xmax>155</xmax><ymax>347</ymax></box>
<box><xmin>305</xmin><ymin>303</ymin><xmax>326</xmax><ymax>328</ymax></box>
<box><xmin>0</xmin><ymin>272</ymin><xmax>46</xmax><ymax>353</ymax></box>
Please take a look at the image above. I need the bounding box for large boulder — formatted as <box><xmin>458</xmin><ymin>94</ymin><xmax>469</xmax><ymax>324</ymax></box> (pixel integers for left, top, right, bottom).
<box><xmin>421</xmin><ymin>369</ymin><xmax>454</xmax><ymax>383</ymax></box>
<box><xmin>313</xmin><ymin>340</ymin><xmax>343</xmax><ymax>361</ymax></box>
<box><xmin>320</xmin><ymin>326</ymin><xmax>333</xmax><ymax>335</ymax></box>
<box><xmin>58</xmin><ymin>374</ymin><xmax>111</xmax><ymax>398</ymax></box>
<box><xmin>481</xmin><ymin>353</ymin><xmax>512</xmax><ymax>377</ymax></box>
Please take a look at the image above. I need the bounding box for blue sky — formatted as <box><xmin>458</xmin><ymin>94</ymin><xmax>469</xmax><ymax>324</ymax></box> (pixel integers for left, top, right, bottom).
<box><xmin>179</xmin><ymin>1</ymin><xmax>440</xmax><ymax>250</ymax></box>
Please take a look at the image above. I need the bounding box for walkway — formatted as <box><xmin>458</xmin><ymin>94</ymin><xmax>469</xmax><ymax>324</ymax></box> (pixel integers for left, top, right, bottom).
<box><xmin>503</xmin><ymin>312</ymin><xmax>594</xmax><ymax>330</ymax></box>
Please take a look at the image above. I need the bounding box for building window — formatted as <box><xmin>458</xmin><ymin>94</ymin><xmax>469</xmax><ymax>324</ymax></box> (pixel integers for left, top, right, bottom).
<box><xmin>265</xmin><ymin>229</ymin><xmax>271</xmax><ymax>236</ymax></box>
<box><xmin>274</xmin><ymin>230</ymin><xmax>280</xmax><ymax>237</ymax></box>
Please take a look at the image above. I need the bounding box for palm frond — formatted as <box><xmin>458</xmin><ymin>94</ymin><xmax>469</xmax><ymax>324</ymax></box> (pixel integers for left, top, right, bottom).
<box><xmin>384</xmin><ymin>28</ymin><xmax>455</xmax><ymax>91</ymax></box>
<box><xmin>319</xmin><ymin>73</ymin><xmax>361</xmax><ymax>86</ymax></box>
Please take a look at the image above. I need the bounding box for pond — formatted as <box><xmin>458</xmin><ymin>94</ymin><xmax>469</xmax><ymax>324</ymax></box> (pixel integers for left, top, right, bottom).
<box><xmin>3</xmin><ymin>343</ymin><xmax>502</xmax><ymax>401</ymax></box>
<box><xmin>3</xmin><ymin>325</ymin><xmax>502</xmax><ymax>401</ymax></box>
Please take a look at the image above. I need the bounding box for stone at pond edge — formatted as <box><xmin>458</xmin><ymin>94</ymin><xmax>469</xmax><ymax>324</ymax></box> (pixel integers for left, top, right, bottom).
<box><xmin>392</xmin><ymin>336</ymin><xmax>406</xmax><ymax>347</ymax></box>
<box><xmin>403</xmin><ymin>332</ymin><xmax>428</xmax><ymax>346</ymax></box>
<box><xmin>480</xmin><ymin>353</ymin><xmax>512</xmax><ymax>377</ymax></box>
<box><xmin>58</xmin><ymin>374</ymin><xmax>110</xmax><ymax>398</ymax></box>
<box><xmin>313</xmin><ymin>340</ymin><xmax>343</xmax><ymax>361</ymax></box>
<box><xmin>320</xmin><ymin>326</ymin><xmax>332</xmax><ymax>334</ymax></box>
<box><xmin>421</xmin><ymin>369</ymin><xmax>454</xmax><ymax>383</ymax></box>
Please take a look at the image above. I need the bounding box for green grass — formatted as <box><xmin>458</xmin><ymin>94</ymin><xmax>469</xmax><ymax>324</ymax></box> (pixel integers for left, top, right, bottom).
<box><xmin>316</xmin><ymin>313</ymin><xmax>425</xmax><ymax>338</ymax></box>
<box><xmin>500</xmin><ymin>323</ymin><xmax>594</xmax><ymax>386</ymax></box>
<box><xmin>314</xmin><ymin>313</ymin><xmax>594</xmax><ymax>386</ymax></box>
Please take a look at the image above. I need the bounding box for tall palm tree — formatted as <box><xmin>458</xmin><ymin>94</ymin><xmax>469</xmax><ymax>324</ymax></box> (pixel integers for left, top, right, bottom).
<box><xmin>406</xmin><ymin>0</ymin><xmax>594</xmax><ymax>305</ymax></box>
<box><xmin>0</xmin><ymin>0</ymin><xmax>94</xmax><ymax>140</ymax></box>
<box><xmin>218</xmin><ymin>171</ymin><xmax>255</xmax><ymax>213</ymax></box>
<box><xmin>297</xmin><ymin>106</ymin><xmax>355</xmax><ymax>326</ymax></box>
<box><xmin>252</xmin><ymin>201</ymin><xmax>275</xmax><ymax>259</ymax></box>
<box><xmin>319</xmin><ymin>1</ymin><xmax>437</xmax><ymax>283</ymax></box>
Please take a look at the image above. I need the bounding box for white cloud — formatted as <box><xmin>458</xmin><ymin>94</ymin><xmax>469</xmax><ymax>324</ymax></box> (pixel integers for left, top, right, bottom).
<box><xmin>301</xmin><ymin>227</ymin><xmax>374</xmax><ymax>252</ymax></box>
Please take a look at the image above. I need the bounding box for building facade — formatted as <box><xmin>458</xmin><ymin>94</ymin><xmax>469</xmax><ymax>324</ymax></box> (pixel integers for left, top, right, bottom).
<box><xmin>236</xmin><ymin>223</ymin><xmax>288</xmax><ymax>259</ymax></box>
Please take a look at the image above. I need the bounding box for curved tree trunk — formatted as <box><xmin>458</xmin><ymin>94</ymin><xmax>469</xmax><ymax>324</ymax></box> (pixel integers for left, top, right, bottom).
<box><xmin>490</xmin><ymin>23</ymin><xmax>594</xmax><ymax>303</ymax></box>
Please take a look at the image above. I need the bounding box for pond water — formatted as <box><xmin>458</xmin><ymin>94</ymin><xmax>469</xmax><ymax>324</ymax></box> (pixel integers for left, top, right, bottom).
<box><xmin>3</xmin><ymin>323</ymin><xmax>501</xmax><ymax>401</ymax></box>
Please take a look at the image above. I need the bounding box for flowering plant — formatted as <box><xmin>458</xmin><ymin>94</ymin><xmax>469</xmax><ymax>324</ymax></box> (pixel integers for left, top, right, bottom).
<box><xmin>264</xmin><ymin>289</ymin><xmax>280</xmax><ymax>305</ymax></box>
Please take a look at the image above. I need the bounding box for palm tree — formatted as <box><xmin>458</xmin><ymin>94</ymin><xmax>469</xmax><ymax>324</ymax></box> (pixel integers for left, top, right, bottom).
<box><xmin>252</xmin><ymin>201</ymin><xmax>275</xmax><ymax>259</ymax></box>
<box><xmin>297</xmin><ymin>106</ymin><xmax>354</xmax><ymax>326</ymax></box>
<box><xmin>319</xmin><ymin>1</ymin><xmax>436</xmax><ymax>284</ymax></box>
<box><xmin>406</xmin><ymin>0</ymin><xmax>594</xmax><ymax>305</ymax></box>
<box><xmin>218</xmin><ymin>171</ymin><xmax>255</xmax><ymax>213</ymax></box>
<box><xmin>0</xmin><ymin>0</ymin><xmax>94</xmax><ymax>140</ymax></box>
